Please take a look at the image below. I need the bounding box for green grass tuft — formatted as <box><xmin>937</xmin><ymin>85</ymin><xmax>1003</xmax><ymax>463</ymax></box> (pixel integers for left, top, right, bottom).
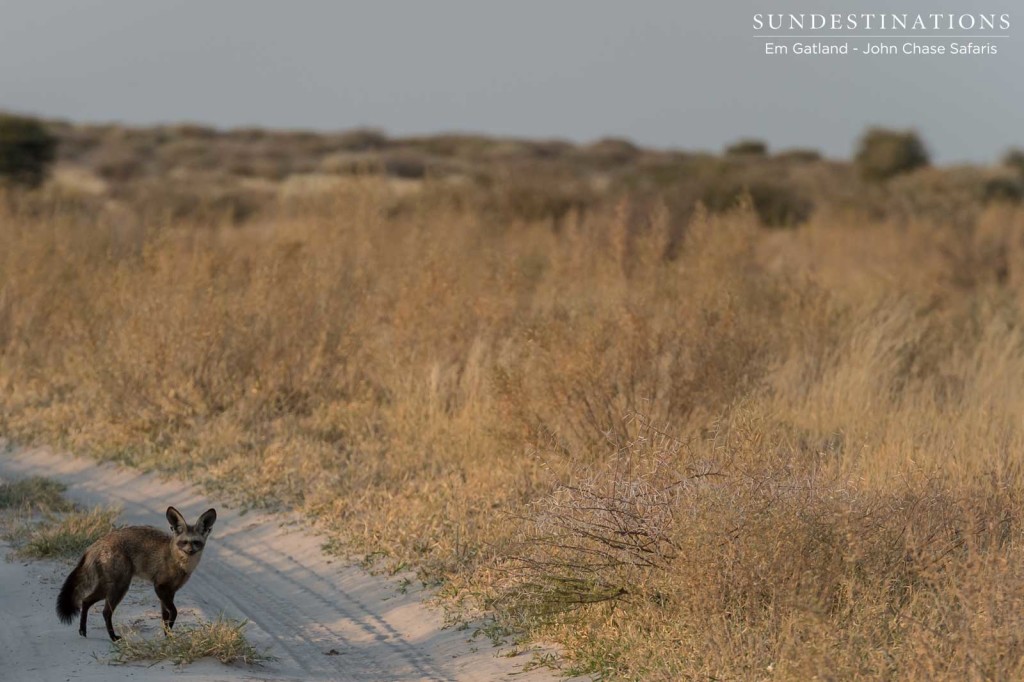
<box><xmin>111</xmin><ymin>616</ymin><xmax>273</xmax><ymax>666</ymax></box>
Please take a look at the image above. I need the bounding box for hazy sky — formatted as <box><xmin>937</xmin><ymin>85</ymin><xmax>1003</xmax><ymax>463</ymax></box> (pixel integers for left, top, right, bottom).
<box><xmin>0</xmin><ymin>0</ymin><xmax>1020</xmax><ymax>162</ymax></box>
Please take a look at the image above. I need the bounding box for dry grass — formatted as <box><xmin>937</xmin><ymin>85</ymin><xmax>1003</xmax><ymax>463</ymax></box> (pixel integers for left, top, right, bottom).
<box><xmin>11</xmin><ymin>506</ymin><xmax>120</xmax><ymax>560</ymax></box>
<box><xmin>0</xmin><ymin>475</ymin><xmax>76</xmax><ymax>541</ymax></box>
<box><xmin>0</xmin><ymin>476</ymin><xmax>72</xmax><ymax>512</ymax></box>
<box><xmin>0</xmin><ymin>475</ymin><xmax>117</xmax><ymax>559</ymax></box>
<box><xmin>111</xmin><ymin>616</ymin><xmax>270</xmax><ymax>666</ymax></box>
<box><xmin>3</xmin><ymin>170</ymin><xmax>1024</xmax><ymax>679</ymax></box>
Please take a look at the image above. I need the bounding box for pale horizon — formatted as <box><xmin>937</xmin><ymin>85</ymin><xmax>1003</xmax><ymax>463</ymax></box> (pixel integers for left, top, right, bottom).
<box><xmin>0</xmin><ymin>0</ymin><xmax>1020</xmax><ymax>163</ymax></box>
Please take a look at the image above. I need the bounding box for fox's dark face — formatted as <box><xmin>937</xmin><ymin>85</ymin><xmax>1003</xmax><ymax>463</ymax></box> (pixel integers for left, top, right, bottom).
<box><xmin>166</xmin><ymin>507</ymin><xmax>217</xmax><ymax>562</ymax></box>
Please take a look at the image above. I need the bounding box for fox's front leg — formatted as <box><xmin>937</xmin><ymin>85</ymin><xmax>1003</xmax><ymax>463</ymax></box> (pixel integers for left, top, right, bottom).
<box><xmin>155</xmin><ymin>584</ymin><xmax>178</xmax><ymax>633</ymax></box>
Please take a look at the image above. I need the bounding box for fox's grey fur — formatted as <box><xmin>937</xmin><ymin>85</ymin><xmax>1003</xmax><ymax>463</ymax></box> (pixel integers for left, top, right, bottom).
<box><xmin>56</xmin><ymin>506</ymin><xmax>217</xmax><ymax>641</ymax></box>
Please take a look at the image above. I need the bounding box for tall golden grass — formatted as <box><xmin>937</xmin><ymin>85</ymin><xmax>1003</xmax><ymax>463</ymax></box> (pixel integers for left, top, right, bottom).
<box><xmin>3</xmin><ymin>180</ymin><xmax>1024</xmax><ymax>679</ymax></box>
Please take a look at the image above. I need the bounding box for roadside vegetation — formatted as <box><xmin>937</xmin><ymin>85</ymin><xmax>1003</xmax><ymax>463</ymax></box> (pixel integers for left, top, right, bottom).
<box><xmin>1</xmin><ymin>475</ymin><xmax>119</xmax><ymax>559</ymax></box>
<box><xmin>11</xmin><ymin>506</ymin><xmax>120</xmax><ymax>560</ymax></box>
<box><xmin>0</xmin><ymin>476</ymin><xmax>72</xmax><ymax>511</ymax></box>
<box><xmin>3</xmin><ymin>117</ymin><xmax>1024</xmax><ymax>678</ymax></box>
<box><xmin>111</xmin><ymin>616</ymin><xmax>271</xmax><ymax>666</ymax></box>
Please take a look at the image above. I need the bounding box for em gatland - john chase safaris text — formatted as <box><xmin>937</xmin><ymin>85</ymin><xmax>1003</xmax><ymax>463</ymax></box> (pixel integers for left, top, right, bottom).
<box><xmin>754</xmin><ymin>12</ymin><xmax>1010</xmax><ymax>56</ymax></box>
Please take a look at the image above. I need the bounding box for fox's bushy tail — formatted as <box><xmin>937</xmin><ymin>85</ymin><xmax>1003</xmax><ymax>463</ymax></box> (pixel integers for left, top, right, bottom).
<box><xmin>56</xmin><ymin>557</ymin><xmax>85</xmax><ymax>624</ymax></box>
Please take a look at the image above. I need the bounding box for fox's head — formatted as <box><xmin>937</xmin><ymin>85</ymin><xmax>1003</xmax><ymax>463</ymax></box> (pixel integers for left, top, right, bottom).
<box><xmin>166</xmin><ymin>506</ymin><xmax>217</xmax><ymax>565</ymax></box>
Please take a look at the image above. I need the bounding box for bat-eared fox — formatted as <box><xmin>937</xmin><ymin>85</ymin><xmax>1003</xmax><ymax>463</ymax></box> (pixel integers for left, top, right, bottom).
<box><xmin>56</xmin><ymin>506</ymin><xmax>217</xmax><ymax>641</ymax></box>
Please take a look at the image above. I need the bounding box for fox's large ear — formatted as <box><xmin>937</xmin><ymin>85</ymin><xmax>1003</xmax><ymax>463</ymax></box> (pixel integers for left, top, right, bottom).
<box><xmin>167</xmin><ymin>506</ymin><xmax>187</xmax><ymax>534</ymax></box>
<box><xmin>197</xmin><ymin>508</ymin><xmax>217</xmax><ymax>536</ymax></box>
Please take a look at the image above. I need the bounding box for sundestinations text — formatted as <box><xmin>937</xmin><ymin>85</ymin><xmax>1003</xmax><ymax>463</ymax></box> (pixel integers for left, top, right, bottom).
<box><xmin>753</xmin><ymin>13</ymin><xmax>1010</xmax><ymax>31</ymax></box>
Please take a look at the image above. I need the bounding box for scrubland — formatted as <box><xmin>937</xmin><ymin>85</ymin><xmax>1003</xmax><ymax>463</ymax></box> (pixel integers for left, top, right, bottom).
<box><xmin>4</xmin><ymin>123</ymin><xmax>1024</xmax><ymax>679</ymax></box>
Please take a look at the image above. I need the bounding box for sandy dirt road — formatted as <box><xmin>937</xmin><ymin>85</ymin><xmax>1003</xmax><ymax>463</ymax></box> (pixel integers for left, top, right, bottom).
<box><xmin>0</xmin><ymin>446</ymin><xmax>567</xmax><ymax>682</ymax></box>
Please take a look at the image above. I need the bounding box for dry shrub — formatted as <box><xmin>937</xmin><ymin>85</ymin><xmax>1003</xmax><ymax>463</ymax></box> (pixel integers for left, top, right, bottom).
<box><xmin>112</xmin><ymin>177</ymin><xmax>276</xmax><ymax>225</ymax></box>
<box><xmin>498</xmin><ymin>418</ymin><xmax>687</xmax><ymax>619</ymax></box>
<box><xmin>399</xmin><ymin>134</ymin><xmax>522</xmax><ymax>161</ymax></box>
<box><xmin>572</xmin><ymin>138</ymin><xmax>641</xmax><ymax>169</ymax></box>
<box><xmin>498</xmin><ymin>408</ymin><xmax>1024</xmax><ymax>679</ymax></box>
<box><xmin>333</xmin><ymin>128</ymin><xmax>390</xmax><ymax>152</ymax></box>
<box><xmin>725</xmin><ymin>139</ymin><xmax>768</xmax><ymax>157</ymax></box>
<box><xmin>92</xmin><ymin>141</ymin><xmax>145</xmax><ymax>181</ymax></box>
<box><xmin>1004</xmin><ymin>149</ymin><xmax>1024</xmax><ymax>176</ymax></box>
<box><xmin>471</xmin><ymin>168</ymin><xmax>596</xmax><ymax>224</ymax></box>
<box><xmin>0</xmin><ymin>114</ymin><xmax>57</xmax><ymax>188</ymax></box>
<box><xmin>856</xmin><ymin>128</ymin><xmax>930</xmax><ymax>182</ymax></box>
<box><xmin>700</xmin><ymin>179</ymin><xmax>813</xmax><ymax>227</ymax></box>
<box><xmin>878</xmin><ymin>166</ymin><xmax>1024</xmax><ymax>231</ymax></box>
<box><xmin>775</xmin><ymin>148</ymin><xmax>821</xmax><ymax>163</ymax></box>
<box><xmin>982</xmin><ymin>175</ymin><xmax>1024</xmax><ymax>204</ymax></box>
<box><xmin>381</xmin><ymin>152</ymin><xmax>429</xmax><ymax>179</ymax></box>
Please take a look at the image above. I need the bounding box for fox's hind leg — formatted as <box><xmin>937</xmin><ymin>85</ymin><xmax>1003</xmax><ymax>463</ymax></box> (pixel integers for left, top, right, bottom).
<box><xmin>155</xmin><ymin>584</ymin><xmax>178</xmax><ymax>633</ymax></box>
<box><xmin>79</xmin><ymin>587</ymin><xmax>105</xmax><ymax>637</ymax></box>
<box><xmin>102</xmin><ymin>577</ymin><xmax>130</xmax><ymax>641</ymax></box>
